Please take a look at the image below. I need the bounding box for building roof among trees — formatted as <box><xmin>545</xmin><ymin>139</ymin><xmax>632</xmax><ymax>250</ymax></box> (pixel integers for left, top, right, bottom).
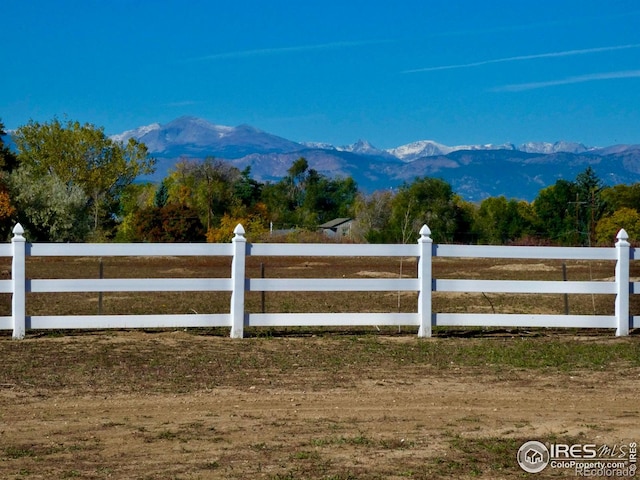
<box><xmin>318</xmin><ymin>218</ymin><xmax>352</xmax><ymax>229</ymax></box>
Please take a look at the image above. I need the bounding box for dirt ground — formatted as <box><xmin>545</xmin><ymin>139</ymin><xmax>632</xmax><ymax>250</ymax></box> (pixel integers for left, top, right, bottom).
<box><xmin>0</xmin><ymin>330</ymin><xmax>638</xmax><ymax>479</ymax></box>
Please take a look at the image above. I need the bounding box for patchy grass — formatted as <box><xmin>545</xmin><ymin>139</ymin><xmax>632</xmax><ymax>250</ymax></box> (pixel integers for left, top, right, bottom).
<box><xmin>0</xmin><ymin>333</ymin><xmax>638</xmax><ymax>395</ymax></box>
<box><xmin>0</xmin><ymin>254</ymin><xmax>637</xmax><ymax>319</ymax></box>
<box><xmin>0</xmin><ymin>332</ymin><xmax>637</xmax><ymax>479</ymax></box>
<box><xmin>0</xmin><ymin>256</ymin><xmax>638</xmax><ymax>479</ymax></box>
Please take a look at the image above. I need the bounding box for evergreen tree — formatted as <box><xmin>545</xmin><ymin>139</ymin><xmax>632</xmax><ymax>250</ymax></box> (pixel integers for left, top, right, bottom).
<box><xmin>0</xmin><ymin>119</ymin><xmax>18</xmax><ymax>172</ymax></box>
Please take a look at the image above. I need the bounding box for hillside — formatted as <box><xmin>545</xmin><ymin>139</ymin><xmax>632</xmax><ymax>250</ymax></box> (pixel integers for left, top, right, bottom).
<box><xmin>14</xmin><ymin>116</ymin><xmax>640</xmax><ymax>201</ymax></box>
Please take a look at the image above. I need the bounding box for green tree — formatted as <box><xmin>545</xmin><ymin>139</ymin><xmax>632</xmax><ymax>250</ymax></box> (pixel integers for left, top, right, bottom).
<box><xmin>574</xmin><ymin>166</ymin><xmax>605</xmax><ymax>245</ymax></box>
<box><xmin>601</xmin><ymin>183</ymin><xmax>640</xmax><ymax>214</ymax></box>
<box><xmin>475</xmin><ymin>196</ymin><xmax>535</xmax><ymax>244</ymax></box>
<box><xmin>12</xmin><ymin>118</ymin><xmax>155</xmax><ymax>238</ymax></box>
<box><xmin>154</xmin><ymin>180</ymin><xmax>169</xmax><ymax>208</ymax></box>
<box><xmin>595</xmin><ymin>207</ymin><xmax>640</xmax><ymax>245</ymax></box>
<box><xmin>388</xmin><ymin>177</ymin><xmax>462</xmax><ymax>243</ymax></box>
<box><xmin>0</xmin><ymin>119</ymin><xmax>18</xmax><ymax>172</ymax></box>
<box><xmin>164</xmin><ymin>157</ymin><xmax>241</xmax><ymax>229</ymax></box>
<box><xmin>9</xmin><ymin>167</ymin><xmax>89</xmax><ymax>241</ymax></box>
<box><xmin>286</xmin><ymin>157</ymin><xmax>309</xmax><ymax>210</ymax></box>
<box><xmin>234</xmin><ymin>166</ymin><xmax>263</xmax><ymax>208</ymax></box>
<box><xmin>114</xmin><ymin>182</ymin><xmax>156</xmax><ymax>242</ymax></box>
<box><xmin>533</xmin><ymin>179</ymin><xmax>579</xmax><ymax>244</ymax></box>
<box><xmin>301</xmin><ymin>171</ymin><xmax>357</xmax><ymax>226</ymax></box>
<box><xmin>261</xmin><ymin>180</ymin><xmax>294</xmax><ymax>227</ymax></box>
<box><xmin>261</xmin><ymin>158</ymin><xmax>357</xmax><ymax>230</ymax></box>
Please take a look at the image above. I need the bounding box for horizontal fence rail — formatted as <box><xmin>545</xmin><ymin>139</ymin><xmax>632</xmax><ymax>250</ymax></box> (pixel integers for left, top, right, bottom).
<box><xmin>1</xmin><ymin>223</ymin><xmax>638</xmax><ymax>339</ymax></box>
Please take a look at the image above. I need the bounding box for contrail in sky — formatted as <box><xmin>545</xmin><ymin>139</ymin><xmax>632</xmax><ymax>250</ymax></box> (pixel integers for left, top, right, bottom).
<box><xmin>402</xmin><ymin>43</ymin><xmax>640</xmax><ymax>74</ymax></box>
<box><xmin>190</xmin><ymin>39</ymin><xmax>392</xmax><ymax>61</ymax></box>
<box><xmin>493</xmin><ymin>70</ymin><xmax>640</xmax><ymax>92</ymax></box>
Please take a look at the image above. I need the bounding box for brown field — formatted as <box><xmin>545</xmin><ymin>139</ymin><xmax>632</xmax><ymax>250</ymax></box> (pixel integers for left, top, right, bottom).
<box><xmin>0</xmin><ymin>255</ymin><xmax>638</xmax><ymax>479</ymax></box>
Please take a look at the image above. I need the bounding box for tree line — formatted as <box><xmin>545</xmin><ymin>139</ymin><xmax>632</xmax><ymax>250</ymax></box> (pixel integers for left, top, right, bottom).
<box><xmin>1</xmin><ymin>117</ymin><xmax>639</xmax><ymax>245</ymax></box>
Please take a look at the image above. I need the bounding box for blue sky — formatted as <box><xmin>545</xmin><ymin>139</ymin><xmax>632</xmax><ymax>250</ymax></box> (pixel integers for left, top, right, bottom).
<box><xmin>2</xmin><ymin>0</ymin><xmax>640</xmax><ymax>149</ymax></box>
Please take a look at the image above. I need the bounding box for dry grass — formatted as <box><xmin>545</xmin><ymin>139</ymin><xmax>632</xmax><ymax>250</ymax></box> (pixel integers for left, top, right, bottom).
<box><xmin>0</xmin><ymin>332</ymin><xmax>638</xmax><ymax>479</ymax></box>
<box><xmin>0</xmin><ymin>255</ymin><xmax>639</xmax><ymax>479</ymax></box>
<box><xmin>0</xmin><ymin>254</ymin><xmax>636</xmax><ymax>320</ymax></box>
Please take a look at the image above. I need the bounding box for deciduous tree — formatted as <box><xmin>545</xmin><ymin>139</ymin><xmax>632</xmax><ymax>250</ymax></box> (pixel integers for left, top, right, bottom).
<box><xmin>389</xmin><ymin>177</ymin><xmax>462</xmax><ymax>243</ymax></box>
<box><xmin>9</xmin><ymin>167</ymin><xmax>89</xmax><ymax>241</ymax></box>
<box><xmin>261</xmin><ymin>158</ymin><xmax>357</xmax><ymax>230</ymax></box>
<box><xmin>12</xmin><ymin>118</ymin><xmax>155</xmax><ymax>238</ymax></box>
<box><xmin>352</xmin><ymin>190</ymin><xmax>394</xmax><ymax>242</ymax></box>
<box><xmin>595</xmin><ymin>207</ymin><xmax>640</xmax><ymax>245</ymax></box>
<box><xmin>475</xmin><ymin>196</ymin><xmax>535</xmax><ymax>244</ymax></box>
<box><xmin>131</xmin><ymin>204</ymin><xmax>205</xmax><ymax>242</ymax></box>
<box><xmin>164</xmin><ymin>157</ymin><xmax>241</xmax><ymax>229</ymax></box>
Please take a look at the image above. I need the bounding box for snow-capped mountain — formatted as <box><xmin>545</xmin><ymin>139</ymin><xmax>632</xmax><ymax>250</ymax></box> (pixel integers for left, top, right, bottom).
<box><xmin>386</xmin><ymin>140</ymin><xmax>519</xmax><ymax>162</ymax></box>
<box><xmin>108</xmin><ymin>116</ymin><xmax>640</xmax><ymax>201</ymax></box>
<box><xmin>111</xmin><ymin>123</ymin><xmax>161</xmax><ymax>144</ymax></box>
<box><xmin>109</xmin><ymin>117</ymin><xmax>597</xmax><ymax>161</ymax></box>
<box><xmin>336</xmin><ymin>139</ymin><xmax>396</xmax><ymax>159</ymax></box>
<box><xmin>301</xmin><ymin>141</ymin><xmax>336</xmax><ymax>150</ymax></box>
<box><xmin>111</xmin><ymin>116</ymin><xmax>304</xmax><ymax>158</ymax></box>
<box><xmin>518</xmin><ymin>141</ymin><xmax>591</xmax><ymax>154</ymax></box>
<box><xmin>386</xmin><ymin>140</ymin><xmax>454</xmax><ymax>161</ymax></box>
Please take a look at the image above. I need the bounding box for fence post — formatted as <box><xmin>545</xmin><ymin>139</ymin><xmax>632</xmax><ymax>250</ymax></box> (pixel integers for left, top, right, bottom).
<box><xmin>11</xmin><ymin>224</ymin><xmax>26</xmax><ymax>340</ymax></box>
<box><xmin>417</xmin><ymin>225</ymin><xmax>433</xmax><ymax>337</ymax></box>
<box><xmin>615</xmin><ymin>228</ymin><xmax>630</xmax><ymax>336</ymax></box>
<box><xmin>230</xmin><ymin>224</ymin><xmax>247</xmax><ymax>338</ymax></box>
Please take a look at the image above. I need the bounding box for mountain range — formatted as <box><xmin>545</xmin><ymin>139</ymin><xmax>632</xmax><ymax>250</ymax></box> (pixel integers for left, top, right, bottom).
<box><xmin>36</xmin><ymin>116</ymin><xmax>640</xmax><ymax>201</ymax></box>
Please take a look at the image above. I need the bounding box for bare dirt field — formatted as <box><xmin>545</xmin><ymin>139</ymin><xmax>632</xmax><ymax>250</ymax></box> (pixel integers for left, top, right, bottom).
<box><xmin>0</xmin><ymin>330</ymin><xmax>638</xmax><ymax>479</ymax></box>
<box><xmin>0</xmin><ymin>255</ymin><xmax>639</xmax><ymax>478</ymax></box>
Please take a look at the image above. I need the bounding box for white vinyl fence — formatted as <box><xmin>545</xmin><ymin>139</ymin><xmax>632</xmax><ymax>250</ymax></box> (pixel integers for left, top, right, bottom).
<box><xmin>1</xmin><ymin>223</ymin><xmax>638</xmax><ymax>339</ymax></box>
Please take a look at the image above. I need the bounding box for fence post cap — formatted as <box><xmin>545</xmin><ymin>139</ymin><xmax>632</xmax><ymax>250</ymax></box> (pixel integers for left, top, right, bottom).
<box><xmin>419</xmin><ymin>225</ymin><xmax>431</xmax><ymax>237</ymax></box>
<box><xmin>12</xmin><ymin>223</ymin><xmax>24</xmax><ymax>238</ymax></box>
<box><xmin>616</xmin><ymin>228</ymin><xmax>629</xmax><ymax>241</ymax></box>
<box><xmin>233</xmin><ymin>224</ymin><xmax>246</xmax><ymax>236</ymax></box>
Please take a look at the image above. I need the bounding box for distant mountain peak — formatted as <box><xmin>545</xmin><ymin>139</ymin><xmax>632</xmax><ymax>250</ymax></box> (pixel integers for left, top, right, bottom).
<box><xmin>302</xmin><ymin>141</ymin><xmax>336</xmax><ymax>150</ymax></box>
<box><xmin>387</xmin><ymin>140</ymin><xmax>455</xmax><ymax>162</ymax></box>
<box><xmin>518</xmin><ymin>141</ymin><xmax>590</xmax><ymax>154</ymax></box>
<box><xmin>112</xmin><ymin>116</ymin><xmax>303</xmax><ymax>158</ymax></box>
<box><xmin>338</xmin><ymin>139</ymin><xmax>378</xmax><ymax>154</ymax></box>
<box><xmin>109</xmin><ymin>116</ymin><xmax>640</xmax><ymax>201</ymax></box>
<box><xmin>110</xmin><ymin>122</ymin><xmax>161</xmax><ymax>143</ymax></box>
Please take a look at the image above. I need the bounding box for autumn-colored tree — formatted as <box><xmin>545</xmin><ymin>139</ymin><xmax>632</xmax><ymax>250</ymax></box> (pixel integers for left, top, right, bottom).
<box><xmin>164</xmin><ymin>157</ymin><xmax>241</xmax><ymax>229</ymax></box>
<box><xmin>12</xmin><ymin>118</ymin><xmax>154</xmax><ymax>238</ymax></box>
<box><xmin>595</xmin><ymin>207</ymin><xmax>640</xmax><ymax>245</ymax></box>
<box><xmin>206</xmin><ymin>213</ymin><xmax>267</xmax><ymax>243</ymax></box>
<box><xmin>113</xmin><ymin>182</ymin><xmax>157</xmax><ymax>242</ymax></box>
<box><xmin>0</xmin><ymin>186</ymin><xmax>16</xmax><ymax>240</ymax></box>
<box><xmin>206</xmin><ymin>203</ymin><xmax>268</xmax><ymax>243</ymax></box>
<box><xmin>0</xmin><ymin>119</ymin><xmax>18</xmax><ymax>238</ymax></box>
<box><xmin>131</xmin><ymin>204</ymin><xmax>205</xmax><ymax>242</ymax></box>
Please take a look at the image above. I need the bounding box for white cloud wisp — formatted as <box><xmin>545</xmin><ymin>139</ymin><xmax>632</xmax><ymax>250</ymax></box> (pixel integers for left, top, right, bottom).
<box><xmin>492</xmin><ymin>70</ymin><xmax>640</xmax><ymax>92</ymax></box>
<box><xmin>190</xmin><ymin>39</ymin><xmax>392</xmax><ymax>62</ymax></box>
<box><xmin>402</xmin><ymin>43</ymin><xmax>640</xmax><ymax>74</ymax></box>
